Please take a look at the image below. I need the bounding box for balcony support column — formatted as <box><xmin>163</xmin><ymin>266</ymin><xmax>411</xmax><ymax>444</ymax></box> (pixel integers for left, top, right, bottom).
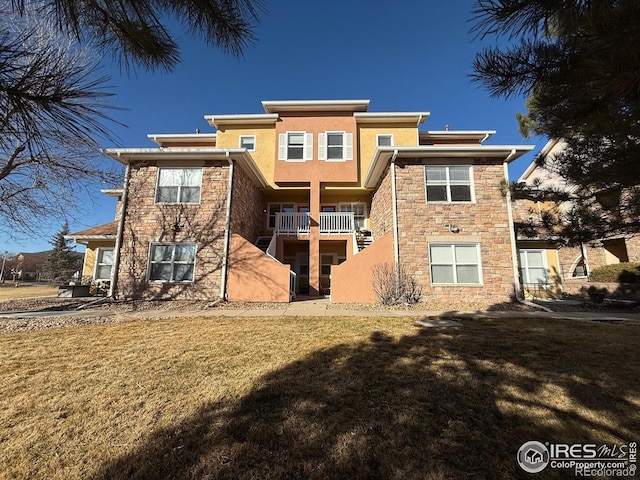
<box><xmin>309</xmin><ymin>181</ymin><xmax>321</xmax><ymax>296</ymax></box>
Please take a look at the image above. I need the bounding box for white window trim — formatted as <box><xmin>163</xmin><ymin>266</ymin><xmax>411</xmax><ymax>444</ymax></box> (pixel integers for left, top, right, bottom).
<box><xmin>279</xmin><ymin>131</ymin><xmax>313</xmax><ymax>162</ymax></box>
<box><xmin>429</xmin><ymin>243</ymin><xmax>483</xmax><ymax>285</ymax></box>
<box><xmin>376</xmin><ymin>134</ymin><xmax>394</xmax><ymax>147</ymax></box>
<box><xmin>155</xmin><ymin>167</ymin><xmax>203</xmax><ymax>205</ymax></box>
<box><xmin>319</xmin><ymin>131</ymin><xmax>353</xmax><ymax>161</ymax></box>
<box><xmin>424</xmin><ymin>165</ymin><xmax>475</xmax><ymax>204</ymax></box>
<box><xmin>93</xmin><ymin>247</ymin><xmax>114</xmax><ymax>281</ymax></box>
<box><xmin>147</xmin><ymin>243</ymin><xmax>197</xmax><ymax>283</ymax></box>
<box><xmin>239</xmin><ymin>135</ymin><xmax>256</xmax><ymax>151</ymax></box>
<box><xmin>519</xmin><ymin>249</ymin><xmax>550</xmax><ymax>285</ymax></box>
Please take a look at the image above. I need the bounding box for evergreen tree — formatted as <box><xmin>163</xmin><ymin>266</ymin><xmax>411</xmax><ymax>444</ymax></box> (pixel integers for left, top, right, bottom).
<box><xmin>43</xmin><ymin>223</ymin><xmax>80</xmax><ymax>282</ymax></box>
<box><xmin>471</xmin><ymin>0</ymin><xmax>640</xmax><ymax>242</ymax></box>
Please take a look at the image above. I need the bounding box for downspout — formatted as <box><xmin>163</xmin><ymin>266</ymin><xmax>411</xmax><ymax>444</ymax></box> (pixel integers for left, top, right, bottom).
<box><xmin>504</xmin><ymin>150</ymin><xmax>551</xmax><ymax>311</ymax></box>
<box><xmin>481</xmin><ymin>133</ymin><xmax>491</xmax><ymax>144</ymax></box>
<box><xmin>390</xmin><ymin>150</ymin><xmax>400</xmax><ymax>285</ymax></box>
<box><xmin>219</xmin><ymin>151</ymin><xmax>234</xmax><ymax>300</ymax></box>
<box><xmin>108</xmin><ymin>158</ymin><xmax>130</xmax><ymax>299</ymax></box>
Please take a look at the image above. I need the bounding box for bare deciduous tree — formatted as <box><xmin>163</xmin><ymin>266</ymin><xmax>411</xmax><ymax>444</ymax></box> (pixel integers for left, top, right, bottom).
<box><xmin>0</xmin><ymin>3</ymin><xmax>120</xmax><ymax>238</ymax></box>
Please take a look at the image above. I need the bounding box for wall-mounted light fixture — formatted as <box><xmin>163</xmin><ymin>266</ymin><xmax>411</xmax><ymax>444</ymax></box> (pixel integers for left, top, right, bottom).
<box><xmin>445</xmin><ymin>224</ymin><xmax>460</xmax><ymax>234</ymax></box>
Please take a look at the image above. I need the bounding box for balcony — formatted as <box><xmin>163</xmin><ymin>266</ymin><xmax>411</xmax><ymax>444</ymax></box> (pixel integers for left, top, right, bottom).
<box><xmin>275</xmin><ymin>212</ymin><xmax>355</xmax><ymax>235</ymax></box>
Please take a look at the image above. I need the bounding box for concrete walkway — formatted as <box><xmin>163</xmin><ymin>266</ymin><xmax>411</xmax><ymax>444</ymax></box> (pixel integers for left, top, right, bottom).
<box><xmin>2</xmin><ymin>297</ymin><xmax>640</xmax><ymax>322</ymax></box>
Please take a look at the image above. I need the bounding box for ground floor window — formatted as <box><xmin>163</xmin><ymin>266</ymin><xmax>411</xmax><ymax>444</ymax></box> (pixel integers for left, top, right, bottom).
<box><xmin>148</xmin><ymin>243</ymin><xmax>196</xmax><ymax>282</ymax></box>
<box><xmin>519</xmin><ymin>249</ymin><xmax>549</xmax><ymax>285</ymax></box>
<box><xmin>94</xmin><ymin>248</ymin><xmax>114</xmax><ymax>281</ymax></box>
<box><xmin>429</xmin><ymin>243</ymin><xmax>482</xmax><ymax>284</ymax></box>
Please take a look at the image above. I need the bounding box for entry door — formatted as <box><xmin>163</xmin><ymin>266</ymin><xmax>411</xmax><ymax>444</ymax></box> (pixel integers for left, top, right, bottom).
<box><xmin>295</xmin><ymin>252</ymin><xmax>309</xmax><ymax>294</ymax></box>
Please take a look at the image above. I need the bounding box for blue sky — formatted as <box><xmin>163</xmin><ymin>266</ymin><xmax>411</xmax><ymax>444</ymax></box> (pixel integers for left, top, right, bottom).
<box><xmin>4</xmin><ymin>0</ymin><xmax>545</xmax><ymax>254</ymax></box>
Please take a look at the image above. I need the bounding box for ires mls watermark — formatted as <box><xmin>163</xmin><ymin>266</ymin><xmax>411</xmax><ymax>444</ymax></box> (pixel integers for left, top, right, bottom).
<box><xmin>517</xmin><ymin>441</ymin><xmax>637</xmax><ymax>477</ymax></box>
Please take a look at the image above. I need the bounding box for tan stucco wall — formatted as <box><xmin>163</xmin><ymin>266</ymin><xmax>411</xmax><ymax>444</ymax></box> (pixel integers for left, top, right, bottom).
<box><xmin>83</xmin><ymin>241</ymin><xmax>115</xmax><ymax>278</ymax></box>
<box><xmin>215</xmin><ymin>124</ymin><xmax>277</xmax><ymax>186</ymax></box>
<box><xmin>227</xmin><ymin>234</ymin><xmax>291</xmax><ymax>302</ymax></box>
<box><xmin>331</xmin><ymin>233</ymin><xmax>394</xmax><ymax>303</ymax></box>
<box><xmin>358</xmin><ymin>123</ymin><xmax>417</xmax><ymax>181</ymax></box>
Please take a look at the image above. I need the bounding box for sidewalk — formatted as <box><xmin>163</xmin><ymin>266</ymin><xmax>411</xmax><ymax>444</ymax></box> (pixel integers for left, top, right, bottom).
<box><xmin>2</xmin><ymin>297</ymin><xmax>640</xmax><ymax>322</ymax></box>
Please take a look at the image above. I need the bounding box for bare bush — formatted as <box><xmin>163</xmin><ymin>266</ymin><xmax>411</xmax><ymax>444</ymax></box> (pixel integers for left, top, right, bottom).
<box><xmin>372</xmin><ymin>262</ymin><xmax>422</xmax><ymax>305</ymax></box>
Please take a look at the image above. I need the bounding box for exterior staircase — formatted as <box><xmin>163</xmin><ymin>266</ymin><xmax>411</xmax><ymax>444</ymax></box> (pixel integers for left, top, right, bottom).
<box><xmin>254</xmin><ymin>236</ymin><xmax>272</xmax><ymax>252</ymax></box>
<box><xmin>356</xmin><ymin>231</ymin><xmax>374</xmax><ymax>251</ymax></box>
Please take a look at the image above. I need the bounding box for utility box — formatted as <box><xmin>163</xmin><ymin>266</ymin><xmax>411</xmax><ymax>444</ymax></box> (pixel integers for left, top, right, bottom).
<box><xmin>57</xmin><ymin>285</ymin><xmax>91</xmax><ymax>297</ymax></box>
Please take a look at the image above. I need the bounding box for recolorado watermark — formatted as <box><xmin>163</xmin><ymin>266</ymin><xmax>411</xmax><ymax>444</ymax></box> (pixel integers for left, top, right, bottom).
<box><xmin>517</xmin><ymin>441</ymin><xmax>637</xmax><ymax>477</ymax></box>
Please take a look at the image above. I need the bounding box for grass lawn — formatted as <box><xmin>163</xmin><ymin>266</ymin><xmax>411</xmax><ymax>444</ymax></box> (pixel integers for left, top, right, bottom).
<box><xmin>0</xmin><ymin>284</ymin><xmax>58</xmax><ymax>301</ymax></box>
<box><xmin>0</xmin><ymin>316</ymin><xmax>638</xmax><ymax>479</ymax></box>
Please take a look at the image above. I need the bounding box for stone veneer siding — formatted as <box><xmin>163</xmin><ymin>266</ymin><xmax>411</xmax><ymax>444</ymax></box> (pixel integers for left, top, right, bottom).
<box><xmin>369</xmin><ymin>164</ymin><xmax>394</xmax><ymax>240</ymax></box>
<box><xmin>116</xmin><ymin>161</ymin><xmax>230</xmax><ymax>300</ymax></box>
<box><xmin>229</xmin><ymin>164</ymin><xmax>264</xmax><ymax>241</ymax></box>
<box><xmin>394</xmin><ymin>159</ymin><xmax>516</xmax><ymax>307</ymax></box>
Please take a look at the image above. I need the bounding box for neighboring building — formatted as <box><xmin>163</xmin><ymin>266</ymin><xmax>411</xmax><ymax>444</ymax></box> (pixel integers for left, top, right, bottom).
<box><xmin>3</xmin><ymin>250</ymin><xmax>83</xmax><ymax>281</ymax></box>
<box><xmin>69</xmin><ymin>100</ymin><xmax>534</xmax><ymax>307</ymax></box>
<box><xmin>65</xmin><ymin>189</ymin><xmax>121</xmax><ymax>286</ymax></box>
<box><xmin>512</xmin><ymin>139</ymin><xmax>640</xmax><ymax>298</ymax></box>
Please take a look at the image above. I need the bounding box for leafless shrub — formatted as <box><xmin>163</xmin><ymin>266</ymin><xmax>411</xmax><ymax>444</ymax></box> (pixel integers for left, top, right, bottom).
<box><xmin>372</xmin><ymin>262</ymin><xmax>423</xmax><ymax>305</ymax></box>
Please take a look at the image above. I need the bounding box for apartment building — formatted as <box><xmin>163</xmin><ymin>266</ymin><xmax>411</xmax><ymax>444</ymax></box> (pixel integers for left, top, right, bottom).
<box><xmin>512</xmin><ymin>139</ymin><xmax>640</xmax><ymax>299</ymax></box>
<box><xmin>68</xmin><ymin>100</ymin><xmax>534</xmax><ymax>307</ymax></box>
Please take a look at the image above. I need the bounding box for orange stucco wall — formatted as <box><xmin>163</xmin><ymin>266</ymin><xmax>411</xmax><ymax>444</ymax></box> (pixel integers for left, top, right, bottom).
<box><xmin>331</xmin><ymin>233</ymin><xmax>394</xmax><ymax>303</ymax></box>
<box><xmin>227</xmin><ymin>234</ymin><xmax>291</xmax><ymax>302</ymax></box>
<box><xmin>274</xmin><ymin>114</ymin><xmax>358</xmax><ymax>184</ymax></box>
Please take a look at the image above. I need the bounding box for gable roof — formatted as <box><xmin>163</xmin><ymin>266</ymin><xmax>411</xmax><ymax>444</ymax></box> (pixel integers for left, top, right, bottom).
<box><xmin>65</xmin><ymin>221</ymin><xmax>118</xmax><ymax>244</ymax></box>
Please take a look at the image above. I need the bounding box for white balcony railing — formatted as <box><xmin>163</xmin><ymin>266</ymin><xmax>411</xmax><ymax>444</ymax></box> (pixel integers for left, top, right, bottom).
<box><xmin>275</xmin><ymin>212</ymin><xmax>310</xmax><ymax>234</ymax></box>
<box><xmin>320</xmin><ymin>212</ymin><xmax>354</xmax><ymax>234</ymax></box>
<box><xmin>275</xmin><ymin>212</ymin><xmax>356</xmax><ymax>235</ymax></box>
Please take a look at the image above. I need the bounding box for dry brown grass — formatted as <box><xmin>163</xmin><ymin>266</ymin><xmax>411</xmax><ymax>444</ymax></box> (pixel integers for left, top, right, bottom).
<box><xmin>0</xmin><ymin>284</ymin><xmax>58</xmax><ymax>301</ymax></box>
<box><xmin>0</xmin><ymin>316</ymin><xmax>638</xmax><ymax>479</ymax></box>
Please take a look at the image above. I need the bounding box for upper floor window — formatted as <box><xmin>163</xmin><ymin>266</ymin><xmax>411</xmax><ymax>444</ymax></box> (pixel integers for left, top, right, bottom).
<box><xmin>339</xmin><ymin>202</ymin><xmax>367</xmax><ymax>230</ymax></box>
<box><xmin>377</xmin><ymin>134</ymin><xmax>393</xmax><ymax>147</ymax></box>
<box><xmin>278</xmin><ymin>132</ymin><xmax>313</xmax><ymax>161</ymax></box>
<box><xmin>239</xmin><ymin>135</ymin><xmax>256</xmax><ymax>151</ymax></box>
<box><xmin>156</xmin><ymin>168</ymin><xmax>202</xmax><ymax>204</ymax></box>
<box><xmin>425</xmin><ymin>166</ymin><xmax>474</xmax><ymax>203</ymax></box>
<box><xmin>318</xmin><ymin>132</ymin><xmax>353</xmax><ymax>161</ymax></box>
<box><xmin>148</xmin><ymin>243</ymin><xmax>196</xmax><ymax>283</ymax></box>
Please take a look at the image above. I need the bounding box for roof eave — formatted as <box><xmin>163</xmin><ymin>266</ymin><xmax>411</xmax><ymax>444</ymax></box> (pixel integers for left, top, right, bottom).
<box><xmin>261</xmin><ymin>100</ymin><xmax>370</xmax><ymax>114</ymax></box>
<box><xmin>102</xmin><ymin>148</ymin><xmax>269</xmax><ymax>189</ymax></box>
<box><xmin>363</xmin><ymin>145</ymin><xmax>535</xmax><ymax>188</ymax></box>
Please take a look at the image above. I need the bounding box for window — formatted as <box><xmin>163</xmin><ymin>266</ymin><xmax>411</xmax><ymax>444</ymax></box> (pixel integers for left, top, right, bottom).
<box><xmin>321</xmin><ymin>254</ymin><xmax>335</xmax><ymax>276</ymax></box>
<box><xmin>239</xmin><ymin>135</ymin><xmax>256</xmax><ymax>151</ymax></box>
<box><xmin>156</xmin><ymin>168</ymin><xmax>202</xmax><ymax>204</ymax></box>
<box><xmin>94</xmin><ymin>248</ymin><xmax>114</xmax><ymax>281</ymax></box>
<box><xmin>148</xmin><ymin>243</ymin><xmax>196</xmax><ymax>282</ymax></box>
<box><xmin>339</xmin><ymin>202</ymin><xmax>367</xmax><ymax>230</ymax></box>
<box><xmin>519</xmin><ymin>250</ymin><xmax>549</xmax><ymax>285</ymax></box>
<box><xmin>318</xmin><ymin>132</ymin><xmax>353</xmax><ymax>161</ymax></box>
<box><xmin>278</xmin><ymin>132</ymin><xmax>313</xmax><ymax>161</ymax></box>
<box><xmin>377</xmin><ymin>134</ymin><xmax>393</xmax><ymax>146</ymax></box>
<box><xmin>430</xmin><ymin>244</ymin><xmax>482</xmax><ymax>284</ymax></box>
<box><xmin>425</xmin><ymin>166</ymin><xmax>473</xmax><ymax>202</ymax></box>
<box><xmin>267</xmin><ymin>203</ymin><xmax>294</xmax><ymax>229</ymax></box>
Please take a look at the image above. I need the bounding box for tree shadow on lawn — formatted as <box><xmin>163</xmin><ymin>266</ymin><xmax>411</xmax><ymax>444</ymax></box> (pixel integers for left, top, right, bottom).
<box><xmin>92</xmin><ymin>319</ymin><xmax>639</xmax><ymax>480</ymax></box>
